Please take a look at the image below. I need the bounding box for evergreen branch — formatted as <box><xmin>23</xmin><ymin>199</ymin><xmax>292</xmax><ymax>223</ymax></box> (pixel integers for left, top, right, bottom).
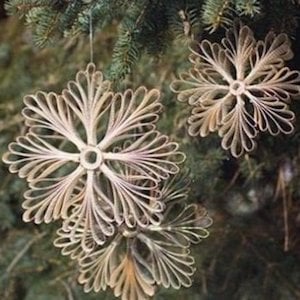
<box><xmin>76</xmin><ymin>0</ymin><xmax>131</xmax><ymax>33</ymax></box>
<box><xmin>26</xmin><ymin>7</ymin><xmax>61</xmax><ymax>47</ymax></box>
<box><xmin>108</xmin><ymin>1</ymin><xmax>149</xmax><ymax>81</ymax></box>
<box><xmin>166</xmin><ymin>1</ymin><xmax>201</xmax><ymax>43</ymax></box>
<box><xmin>234</xmin><ymin>0</ymin><xmax>261</xmax><ymax>17</ymax></box>
<box><xmin>4</xmin><ymin>0</ymin><xmax>300</xmax><ymax>81</ymax></box>
<box><xmin>202</xmin><ymin>0</ymin><xmax>233</xmax><ymax>33</ymax></box>
<box><xmin>137</xmin><ymin>1</ymin><xmax>169</xmax><ymax>55</ymax></box>
<box><xmin>57</xmin><ymin>0</ymin><xmax>82</xmax><ymax>32</ymax></box>
<box><xmin>108</xmin><ymin>24</ymin><xmax>141</xmax><ymax>81</ymax></box>
<box><xmin>5</xmin><ymin>0</ymin><xmax>49</xmax><ymax>17</ymax></box>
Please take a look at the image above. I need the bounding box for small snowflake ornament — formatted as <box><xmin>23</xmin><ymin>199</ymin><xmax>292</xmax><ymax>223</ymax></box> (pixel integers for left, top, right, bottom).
<box><xmin>170</xmin><ymin>25</ymin><xmax>300</xmax><ymax>157</ymax></box>
<box><xmin>3</xmin><ymin>63</ymin><xmax>185</xmax><ymax>246</ymax></box>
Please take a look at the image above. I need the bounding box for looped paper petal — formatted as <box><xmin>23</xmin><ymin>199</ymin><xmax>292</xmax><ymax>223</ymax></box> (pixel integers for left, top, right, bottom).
<box><xmin>247</xmin><ymin>94</ymin><xmax>295</xmax><ymax>135</ymax></box>
<box><xmin>137</xmin><ymin>233</ymin><xmax>195</xmax><ymax>289</ymax></box>
<box><xmin>22</xmin><ymin>166</ymin><xmax>83</xmax><ymax>223</ymax></box>
<box><xmin>62</xmin><ymin>63</ymin><xmax>113</xmax><ymax>145</ymax></box>
<box><xmin>188</xmin><ymin>98</ymin><xmax>230</xmax><ymax>137</ymax></box>
<box><xmin>78</xmin><ymin>236</ymin><xmax>121</xmax><ymax>292</ymax></box>
<box><xmin>54</xmin><ymin>223</ymin><xmax>94</xmax><ymax>260</ymax></box>
<box><xmin>170</xmin><ymin>69</ymin><xmax>229</xmax><ymax>105</ymax></box>
<box><xmin>23</xmin><ymin>92</ymin><xmax>86</xmax><ymax>149</ymax></box>
<box><xmin>198</xmin><ymin>40</ymin><xmax>233</xmax><ymax>83</ymax></box>
<box><xmin>106</xmin><ymin>131</ymin><xmax>185</xmax><ymax>181</ymax></box>
<box><xmin>219</xmin><ymin>101</ymin><xmax>258</xmax><ymax>157</ymax></box>
<box><xmin>248</xmin><ymin>32</ymin><xmax>293</xmax><ymax>82</ymax></box>
<box><xmin>110</xmin><ymin>252</ymin><xmax>155</xmax><ymax>300</ymax></box>
<box><xmin>222</xmin><ymin>25</ymin><xmax>255</xmax><ymax>79</ymax></box>
<box><xmin>149</xmin><ymin>204</ymin><xmax>212</xmax><ymax>247</ymax></box>
<box><xmin>64</xmin><ymin>171</ymin><xmax>115</xmax><ymax>249</ymax></box>
<box><xmin>98</xmin><ymin>87</ymin><xmax>162</xmax><ymax>150</ymax></box>
<box><xmin>2</xmin><ymin>133</ymin><xmax>79</xmax><ymax>181</ymax></box>
<box><xmin>159</xmin><ymin>170</ymin><xmax>190</xmax><ymax>206</ymax></box>
<box><xmin>248</xmin><ymin>67</ymin><xmax>300</xmax><ymax>101</ymax></box>
<box><xmin>101</xmin><ymin>163</ymin><xmax>164</xmax><ymax>227</ymax></box>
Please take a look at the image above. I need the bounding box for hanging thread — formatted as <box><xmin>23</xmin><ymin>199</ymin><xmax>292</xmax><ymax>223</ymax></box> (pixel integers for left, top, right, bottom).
<box><xmin>89</xmin><ymin>9</ymin><xmax>94</xmax><ymax>63</ymax></box>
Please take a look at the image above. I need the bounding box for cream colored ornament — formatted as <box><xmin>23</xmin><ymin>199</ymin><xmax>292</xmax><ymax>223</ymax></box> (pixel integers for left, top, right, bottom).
<box><xmin>171</xmin><ymin>25</ymin><xmax>300</xmax><ymax>157</ymax></box>
<box><xmin>3</xmin><ymin>63</ymin><xmax>185</xmax><ymax>247</ymax></box>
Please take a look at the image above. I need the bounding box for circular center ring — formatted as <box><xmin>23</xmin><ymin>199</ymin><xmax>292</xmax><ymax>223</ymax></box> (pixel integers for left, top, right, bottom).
<box><xmin>80</xmin><ymin>146</ymin><xmax>104</xmax><ymax>170</ymax></box>
<box><xmin>230</xmin><ymin>80</ymin><xmax>246</xmax><ymax>96</ymax></box>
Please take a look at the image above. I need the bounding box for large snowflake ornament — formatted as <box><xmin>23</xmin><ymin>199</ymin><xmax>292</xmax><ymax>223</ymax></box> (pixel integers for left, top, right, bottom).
<box><xmin>3</xmin><ymin>63</ymin><xmax>185</xmax><ymax>245</ymax></box>
<box><xmin>54</xmin><ymin>172</ymin><xmax>212</xmax><ymax>300</ymax></box>
<box><xmin>170</xmin><ymin>25</ymin><xmax>300</xmax><ymax>157</ymax></box>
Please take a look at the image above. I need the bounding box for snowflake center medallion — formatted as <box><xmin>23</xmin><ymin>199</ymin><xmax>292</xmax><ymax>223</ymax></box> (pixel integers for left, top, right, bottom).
<box><xmin>80</xmin><ymin>146</ymin><xmax>104</xmax><ymax>170</ymax></box>
<box><xmin>229</xmin><ymin>80</ymin><xmax>246</xmax><ymax>96</ymax></box>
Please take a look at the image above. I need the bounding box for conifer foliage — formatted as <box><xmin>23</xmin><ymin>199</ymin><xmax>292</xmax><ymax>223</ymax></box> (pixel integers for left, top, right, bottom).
<box><xmin>5</xmin><ymin>0</ymin><xmax>300</xmax><ymax>80</ymax></box>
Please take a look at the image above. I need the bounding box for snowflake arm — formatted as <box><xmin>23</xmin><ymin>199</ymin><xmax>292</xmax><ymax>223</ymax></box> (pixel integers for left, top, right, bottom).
<box><xmin>219</xmin><ymin>99</ymin><xmax>257</xmax><ymax>157</ymax></box>
<box><xmin>104</xmin><ymin>131</ymin><xmax>185</xmax><ymax>181</ymax></box>
<box><xmin>98</xmin><ymin>87</ymin><xmax>162</xmax><ymax>150</ymax></box>
<box><xmin>23</xmin><ymin>92</ymin><xmax>86</xmax><ymax>149</ymax></box>
<box><xmin>3</xmin><ymin>134</ymin><xmax>80</xmax><ymax>181</ymax></box>
<box><xmin>170</xmin><ymin>68</ymin><xmax>229</xmax><ymax>105</ymax></box>
<box><xmin>78</xmin><ymin>236</ymin><xmax>121</xmax><ymax>292</ymax></box>
<box><xmin>245</xmin><ymin>93</ymin><xmax>295</xmax><ymax>135</ymax></box>
<box><xmin>187</xmin><ymin>95</ymin><xmax>231</xmax><ymax>136</ymax></box>
<box><xmin>138</xmin><ymin>233</ymin><xmax>195</xmax><ymax>289</ymax></box>
<box><xmin>247</xmin><ymin>67</ymin><xmax>300</xmax><ymax>102</ymax></box>
<box><xmin>148</xmin><ymin>204</ymin><xmax>212</xmax><ymax>247</ymax></box>
<box><xmin>100</xmin><ymin>163</ymin><xmax>164</xmax><ymax>227</ymax></box>
<box><xmin>222</xmin><ymin>25</ymin><xmax>255</xmax><ymax>80</ymax></box>
<box><xmin>22</xmin><ymin>165</ymin><xmax>83</xmax><ymax>223</ymax></box>
<box><xmin>65</xmin><ymin>171</ymin><xmax>115</xmax><ymax>249</ymax></box>
<box><xmin>62</xmin><ymin>63</ymin><xmax>113</xmax><ymax>145</ymax></box>
<box><xmin>246</xmin><ymin>32</ymin><xmax>293</xmax><ymax>84</ymax></box>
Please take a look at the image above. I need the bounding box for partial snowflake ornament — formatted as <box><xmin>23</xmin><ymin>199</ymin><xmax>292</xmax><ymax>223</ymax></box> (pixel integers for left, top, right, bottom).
<box><xmin>170</xmin><ymin>25</ymin><xmax>300</xmax><ymax>157</ymax></box>
<box><xmin>2</xmin><ymin>63</ymin><xmax>185</xmax><ymax>247</ymax></box>
<box><xmin>54</xmin><ymin>172</ymin><xmax>212</xmax><ymax>300</ymax></box>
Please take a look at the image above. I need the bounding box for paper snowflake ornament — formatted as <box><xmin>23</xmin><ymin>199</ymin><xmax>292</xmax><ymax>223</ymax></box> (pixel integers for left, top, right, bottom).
<box><xmin>170</xmin><ymin>25</ymin><xmax>300</xmax><ymax>157</ymax></box>
<box><xmin>54</xmin><ymin>172</ymin><xmax>212</xmax><ymax>300</ymax></box>
<box><xmin>3</xmin><ymin>63</ymin><xmax>185</xmax><ymax>246</ymax></box>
